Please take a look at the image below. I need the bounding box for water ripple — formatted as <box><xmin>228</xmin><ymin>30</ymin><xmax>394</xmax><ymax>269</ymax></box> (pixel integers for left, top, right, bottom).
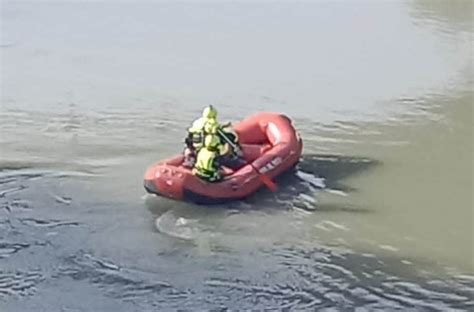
<box><xmin>19</xmin><ymin>218</ymin><xmax>80</xmax><ymax>229</ymax></box>
<box><xmin>59</xmin><ymin>252</ymin><xmax>188</xmax><ymax>303</ymax></box>
<box><xmin>0</xmin><ymin>271</ymin><xmax>44</xmax><ymax>298</ymax></box>
<box><xmin>0</xmin><ymin>242</ymin><xmax>30</xmax><ymax>259</ymax></box>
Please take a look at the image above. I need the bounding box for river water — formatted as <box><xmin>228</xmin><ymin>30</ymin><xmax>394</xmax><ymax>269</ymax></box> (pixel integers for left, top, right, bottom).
<box><xmin>1</xmin><ymin>1</ymin><xmax>473</xmax><ymax>310</ymax></box>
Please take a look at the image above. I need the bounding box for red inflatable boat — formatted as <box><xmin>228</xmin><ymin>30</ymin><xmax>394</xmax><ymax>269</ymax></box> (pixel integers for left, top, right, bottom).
<box><xmin>144</xmin><ymin>112</ymin><xmax>303</xmax><ymax>204</ymax></box>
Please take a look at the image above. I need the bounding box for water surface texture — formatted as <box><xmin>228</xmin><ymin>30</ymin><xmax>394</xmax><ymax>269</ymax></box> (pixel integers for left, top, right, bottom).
<box><xmin>1</xmin><ymin>1</ymin><xmax>473</xmax><ymax>310</ymax></box>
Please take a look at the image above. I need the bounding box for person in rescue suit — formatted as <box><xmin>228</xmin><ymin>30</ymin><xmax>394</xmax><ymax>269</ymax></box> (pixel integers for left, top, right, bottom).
<box><xmin>183</xmin><ymin>105</ymin><xmax>243</xmax><ymax>169</ymax></box>
<box><xmin>185</xmin><ymin>105</ymin><xmax>220</xmax><ymax>151</ymax></box>
<box><xmin>192</xmin><ymin>134</ymin><xmax>224</xmax><ymax>182</ymax></box>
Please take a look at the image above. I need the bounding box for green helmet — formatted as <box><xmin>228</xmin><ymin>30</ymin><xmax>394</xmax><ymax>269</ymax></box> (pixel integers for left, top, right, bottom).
<box><xmin>202</xmin><ymin>105</ymin><xmax>217</xmax><ymax>119</ymax></box>
<box><xmin>204</xmin><ymin>134</ymin><xmax>220</xmax><ymax>149</ymax></box>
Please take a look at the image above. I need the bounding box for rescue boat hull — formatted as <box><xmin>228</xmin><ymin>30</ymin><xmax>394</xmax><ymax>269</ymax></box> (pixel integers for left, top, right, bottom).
<box><xmin>143</xmin><ymin>112</ymin><xmax>303</xmax><ymax>204</ymax></box>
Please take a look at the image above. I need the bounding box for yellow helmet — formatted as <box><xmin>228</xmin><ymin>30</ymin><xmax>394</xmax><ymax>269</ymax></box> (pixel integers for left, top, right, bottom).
<box><xmin>204</xmin><ymin>134</ymin><xmax>220</xmax><ymax>149</ymax></box>
<box><xmin>202</xmin><ymin>105</ymin><xmax>217</xmax><ymax>119</ymax></box>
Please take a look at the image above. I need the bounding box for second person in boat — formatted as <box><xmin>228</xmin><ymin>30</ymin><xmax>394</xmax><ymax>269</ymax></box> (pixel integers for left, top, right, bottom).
<box><xmin>183</xmin><ymin>105</ymin><xmax>243</xmax><ymax>168</ymax></box>
<box><xmin>192</xmin><ymin>134</ymin><xmax>224</xmax><ymax>182</ymax></box>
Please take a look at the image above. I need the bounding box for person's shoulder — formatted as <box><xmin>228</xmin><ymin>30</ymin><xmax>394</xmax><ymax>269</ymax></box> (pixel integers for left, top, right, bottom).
<box><xmin>193</xmin><ymin>117</ymin><xmax>205</xmax><ymax>124</ymax></box>
<box><xmin>190</xmin><ymin>117</ymin><xmax>205</xmax><ymax>128</ymax></box>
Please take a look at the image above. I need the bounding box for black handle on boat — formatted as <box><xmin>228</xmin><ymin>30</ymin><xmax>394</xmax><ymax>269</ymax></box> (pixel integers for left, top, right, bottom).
<box><xmin>217</xmin><ymin>128</ymin><xmax>239</xmax><ymax>152</ymax></box>
<box><xmin>217</xmin><ymin>128</ymin><xmax>277</xmax><ymax>192</ymax></box>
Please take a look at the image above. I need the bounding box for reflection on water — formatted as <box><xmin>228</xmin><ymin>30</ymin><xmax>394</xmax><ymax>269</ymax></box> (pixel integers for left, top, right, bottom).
<box><xmin>1</xmin><ymin>0</ymin><xmax>473</xmax><ymax>310</ymax></box>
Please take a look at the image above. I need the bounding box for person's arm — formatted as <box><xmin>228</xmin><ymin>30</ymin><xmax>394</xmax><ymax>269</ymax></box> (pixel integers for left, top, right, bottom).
<box><xmin>184</xmin><ymin>132</ymin><xmax>194</xmax><ymax>148</ymax></box>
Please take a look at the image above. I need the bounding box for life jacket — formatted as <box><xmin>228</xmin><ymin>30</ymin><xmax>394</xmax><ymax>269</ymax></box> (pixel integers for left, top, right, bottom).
<box><xmin>192</xmin><ymin>148</ymin><xmax>221</xmax><ymax>182</ymax></box>
<box><xmin>187</xmin><ymin>117</ymin><xmax>220</xmax><ymax>151</ymax></box>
